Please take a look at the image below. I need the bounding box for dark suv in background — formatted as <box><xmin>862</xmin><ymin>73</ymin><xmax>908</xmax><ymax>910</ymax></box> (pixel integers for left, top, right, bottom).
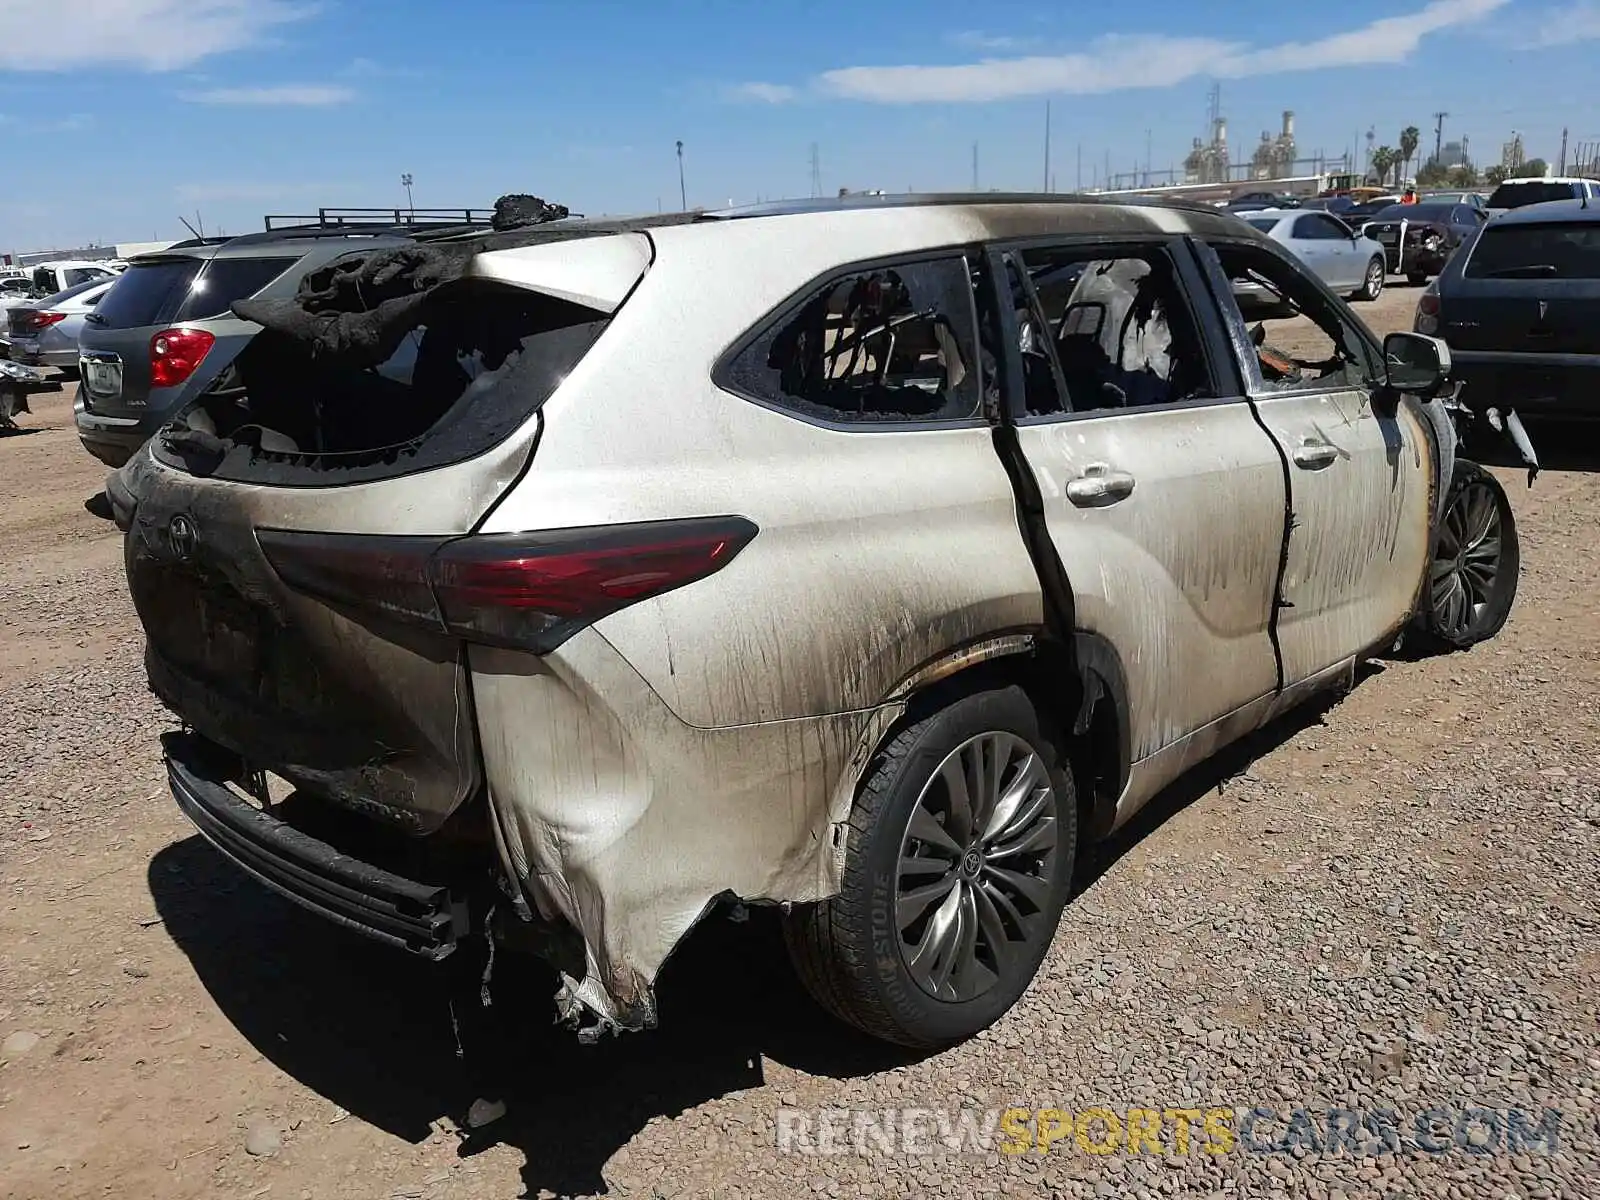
<box><xmin>76</xmin><ymin>227</ymin><xmax>432</xmax><ymax>466</ymax></box>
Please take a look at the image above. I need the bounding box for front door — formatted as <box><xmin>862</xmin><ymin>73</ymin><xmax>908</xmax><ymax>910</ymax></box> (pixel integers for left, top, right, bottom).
<box><xmin>1192</xmin><ymin>237</ymin><xmax>1434</xmax><ymax>686</ymax></box>
<box><xmin>992</xmin><ymin>239</ymin><xmax>1286</xmax><ymax>800</ymax></box>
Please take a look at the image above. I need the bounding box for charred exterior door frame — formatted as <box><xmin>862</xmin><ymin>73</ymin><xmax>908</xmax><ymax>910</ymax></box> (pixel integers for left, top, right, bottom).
<box><xmin>979</xmin><ymin>235</ymin><xmax>1286</xmax><ymax>823</ymax></box>
<box><xmin>1187</xmin><ymin>235</ymin><xmax>1434</xmax><ymax>689</ymax></box>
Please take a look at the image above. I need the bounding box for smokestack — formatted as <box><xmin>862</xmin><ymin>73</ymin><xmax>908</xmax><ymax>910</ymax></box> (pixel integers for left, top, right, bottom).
<box><xmin>1282</xmin><ymin>110</ymin><xmax>1295</xmax><ymax>139</ymax></box>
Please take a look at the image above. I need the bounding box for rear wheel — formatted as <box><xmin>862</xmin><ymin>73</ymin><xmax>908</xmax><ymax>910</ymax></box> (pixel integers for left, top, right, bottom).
<box><xmin>1411</xmin><ymin>460</ymin><xmax>1519</xmax><ymax>650</ymax></box>
<box><xmin>1352</xmin><ymin>256</ymin><xmax>1385</xmax><ymax>302</ymax></box>
<box><xmin>782</xmin><ymin>685</ymin><xmax>1076</xmax><ymax>1048</ymax></box>
<box><xmin>1407</xmin><ymin>271</ymin><xmax>1429</xmax><ymax>286</ymax></box>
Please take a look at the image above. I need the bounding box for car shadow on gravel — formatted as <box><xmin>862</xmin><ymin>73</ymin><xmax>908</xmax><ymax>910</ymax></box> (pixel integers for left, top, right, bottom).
<box><xmin>148</xmin><ymin>838</ymin><xmax>919</xmax><ymax>1198</ymax></box>
<box><xmin>146</xmin><ymin>676</ymin><xmax>1364</xmax><ymax>1198</ymax></box>
<box><xmin>1072</xmin><ymin>683</ymin><xmax>1352</xmax><ymax>893</ymax></box>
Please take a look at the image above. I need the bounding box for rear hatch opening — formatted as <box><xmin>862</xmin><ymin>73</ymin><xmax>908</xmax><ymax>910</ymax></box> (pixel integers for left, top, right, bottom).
<box><xmin>155</xmin><ymin>233</ymin><xmax>654</xmax><ymax>485</ymax></box>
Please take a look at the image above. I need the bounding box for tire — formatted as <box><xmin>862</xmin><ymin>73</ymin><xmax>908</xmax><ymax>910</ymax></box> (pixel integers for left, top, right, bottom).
<box><xmin>1410</xmin><ymin>460</ymin><xmax>1519</xmax><ymax>650</ymax></box>
<box><xmin>782</xmin><ymin>685</ymin><xmax>1076</xmax><ymax>1048</ymax></box>
<box><xmin>1407</xmin><ymin>271</ymin><xmax>1429</xmax><ymax>286</ymax></box>
<box><xmin>1352</xmin><ymin>257</ymin><xmax>1385</xmax><ymax>302</ymax></box>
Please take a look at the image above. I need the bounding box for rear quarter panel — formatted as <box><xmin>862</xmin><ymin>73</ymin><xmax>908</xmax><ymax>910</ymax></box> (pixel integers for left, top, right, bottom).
<box><xmin>476</xmin><ymin>211</ymin><xmax>1047</xmax><ymax>728</ymax></box>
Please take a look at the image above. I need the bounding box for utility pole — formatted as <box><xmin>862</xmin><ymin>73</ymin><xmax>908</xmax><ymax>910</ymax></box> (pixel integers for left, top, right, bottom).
<box><xmin>1076</xmin><ymin>142</ymin><xmax>1082</xmax><ymax>191</ymax></box>
<box><xmin>809</xmin><ymin>143</ymin><xmax>822</xmax><ymax>198</ymax></box>
<box><xmin>400</xmin><ymin>173</ymin><xmax>414</xmax><ymax>219</ymax></box>
<box><xmin>1043</xmin><ymin>101</ymin><xmax>1051</xmax><ymax>192</ymax></box>
<box><xmin>1104</xmin><ymin>150</ymin><xmax>1111</xmax><ymax>192</ymax></box>
<box><xmin>676</xmin><ymin>140</ymin><xmax>686</xmax><ymax>210</ymax></box>
<box><xmin>972</xmin><ymin>142</ymin><xmax>979</xmax><ymax>190</ymax></box>
<box><xmin>1145</xmin><ymin>129</ymin><xmax>1152</xmax><ymax>188</ymax></box>
<box><xmin>1559</xmin><ymin>127</ymin><xmax>1569</xmax><ymax>174</ymax></box>
<box><xmin>1432</xmin><ymin>112</ymin><xmax>1448</xmax><ymax>169</ymax></box>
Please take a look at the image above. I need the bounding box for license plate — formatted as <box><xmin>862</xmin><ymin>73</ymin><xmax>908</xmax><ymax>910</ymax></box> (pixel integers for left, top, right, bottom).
<box><xmin>82</xmin><ymin>358</ymin><xmax>123</xmax><ymax>399</ymax></box>
<box><xmin>1377</xmin><ymin>232</ymin><xmax>1398</xmax><ymax>244</ymax></box>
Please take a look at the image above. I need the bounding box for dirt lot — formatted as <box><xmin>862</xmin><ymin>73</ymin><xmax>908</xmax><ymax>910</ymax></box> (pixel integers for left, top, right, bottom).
<box><xmin>2</xmin><ymin>283</ymin><xmax>1598</xmax><ymax>1200</ymax></box>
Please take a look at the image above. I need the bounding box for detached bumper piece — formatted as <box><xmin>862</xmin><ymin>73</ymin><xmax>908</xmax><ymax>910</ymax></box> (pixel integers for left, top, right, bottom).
<box><xmin>163</xmin><ymin>732</ymin><xmax>467</xmax><ymax>959</ymax></box>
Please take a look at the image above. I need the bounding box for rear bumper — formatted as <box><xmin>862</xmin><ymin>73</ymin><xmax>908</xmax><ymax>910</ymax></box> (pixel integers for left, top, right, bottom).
<box><xmin>74</xmin><ymin>395</ymin><xmax>147</xmax><ymax>465</ymax></box>
<box><xmin>1450</xmin><ymin>351</ymin><xmax>1600</xmax><ymax>420</ymax></box>
<box><xmin>0</xmin><ymin>336</ymin><xmax>41</xmax><ymax>364</ymax></box>
<box><xmin>163</xmin><ymin>731</ymin><xmax>468</xmax><ymax>960</ymax></box>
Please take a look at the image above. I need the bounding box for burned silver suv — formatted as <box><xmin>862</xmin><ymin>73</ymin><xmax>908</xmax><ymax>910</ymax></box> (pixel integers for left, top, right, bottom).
<box><xmin>108</xmin><ymin>194</ymin><xmax>1519</xmax><ymax>1048</ymax></box>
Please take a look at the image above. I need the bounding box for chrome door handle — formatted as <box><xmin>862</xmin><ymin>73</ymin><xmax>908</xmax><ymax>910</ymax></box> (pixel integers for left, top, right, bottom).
<box><xmin>1065</xmin><ymin>463</ymin><xmax>1136</xmax><ymax>507</ymax></box>
<box><xmin>1292</xmin><ymin>438</ymin><xmax>1341</xmax><ymax>469</ymax></box>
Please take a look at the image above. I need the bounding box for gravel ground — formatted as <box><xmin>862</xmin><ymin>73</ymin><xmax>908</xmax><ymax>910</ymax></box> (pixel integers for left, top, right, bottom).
<box><xmin>2</xmin><ymin>283</ymin><xmax>1598</xmax><ymax>1200</ymax></box>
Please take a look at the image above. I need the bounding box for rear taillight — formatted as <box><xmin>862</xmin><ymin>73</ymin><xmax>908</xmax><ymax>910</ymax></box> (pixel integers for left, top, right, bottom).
<box><xmin>149</xmin><ymin>327</ymin><xmax>215</xmax><ymax>388</ymax></box>
<box><xmin>22</xmin><ymin>311</ymin><xmax>67</xmax><ymax>333</ymax></box>
<box><xmin>1415</xmin><ymin>288</ymin><xmax>1441</xmax><ymax>335</ymax></box>
<box><xmin>257</xmin><ymin>517</ymin><xmax>758</xmax><ymax>654</ymax></box>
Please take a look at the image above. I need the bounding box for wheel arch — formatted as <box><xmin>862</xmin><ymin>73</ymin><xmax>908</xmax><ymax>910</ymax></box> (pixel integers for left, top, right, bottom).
<box><xmin>825</xmin><ymin>629</ymin><xmax>1131</xmax><ymax>851</ymax></box>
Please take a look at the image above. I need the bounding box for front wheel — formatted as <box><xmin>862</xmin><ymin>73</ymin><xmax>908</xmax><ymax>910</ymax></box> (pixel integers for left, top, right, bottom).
<box><xmin>782</xmin><ymin>685</ymin><xmax>1076</xmax><ymax>1048</ymax></box>
<box><xmin>1352</xmin><ymin>257</ymin><xmax>1386</xmax><ymax>302</ymax></box>
<box><xmin>1410</xmin><ymin>460</ymin><xmax>1519</xmax><ymax>650</ymax></box>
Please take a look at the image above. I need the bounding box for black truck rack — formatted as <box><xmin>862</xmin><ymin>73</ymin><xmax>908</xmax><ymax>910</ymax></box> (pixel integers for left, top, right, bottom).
<box><xmin>262</xmin><ymin>207</ymin><xmax>495</xmax><ymax>233</ymax></box>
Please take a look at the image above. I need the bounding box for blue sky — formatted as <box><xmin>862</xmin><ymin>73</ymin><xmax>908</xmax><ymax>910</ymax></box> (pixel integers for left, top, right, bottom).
<box><xmin>2</xmin><ymin>0</ymin><xmax>1598</xmax><ymax>250</ymax></box>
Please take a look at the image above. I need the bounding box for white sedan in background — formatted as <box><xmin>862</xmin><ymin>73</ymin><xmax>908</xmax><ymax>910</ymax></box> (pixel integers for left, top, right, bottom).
<box><xmin>1236</xmin><ymin>208</ymin><xmax>1389</xmax><ymax>302</ymax></box>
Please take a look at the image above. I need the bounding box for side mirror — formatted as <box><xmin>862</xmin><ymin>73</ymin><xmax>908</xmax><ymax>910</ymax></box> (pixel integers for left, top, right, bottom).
<box><xmin>1383</xmin><ymin>331</ymin><xmax>1451</xmax><ymax>397</ymax></box>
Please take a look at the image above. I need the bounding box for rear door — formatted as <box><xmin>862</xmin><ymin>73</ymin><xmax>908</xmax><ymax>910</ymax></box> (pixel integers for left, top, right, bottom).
<box><xmin>995</xmin><ymin>238</ymin><xmax>1285</xmax><ymax>788</ymax></box>
<box><xmin>1292</xmin><ymin>214</ymin><xmax>1354</xmax><ymax>288</ymax></box>
<box><xmin>1192</xmin><ymin>236</ymin><xmax>1433</xmax><ymax>685</ymax></box>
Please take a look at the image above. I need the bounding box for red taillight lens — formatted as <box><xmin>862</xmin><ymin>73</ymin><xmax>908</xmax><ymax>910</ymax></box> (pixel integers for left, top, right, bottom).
<box><xmin>1418</xmin><ymin>293</ymin><xmax>1440</xmax><ymax>316</ymax></box>
<box><xmin>23</xmin><ymin>311</ymin><xmax>67</xmax><ymax>332</ymax></box>
<box><xmin>149</xmin><ymin>327</ymin><xmax>215</xmax><ymax>388</ymax></box>
<box><xmin>257</xmin><ymin>517</ymin><xmax>758</xmax><ymax>654</ymax></box>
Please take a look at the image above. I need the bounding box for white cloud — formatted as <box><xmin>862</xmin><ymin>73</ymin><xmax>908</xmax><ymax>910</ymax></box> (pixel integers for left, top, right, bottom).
<box><xmin>723</xmin><ymin>81</ymin><xmax>799</xmax><ymax>104</ymax></box>
<box><xmin>0</xmin><ymin>0</ymin><xmax>311</xmax><ymax>71</ymax></box>
<box><xmin>819</xmin><ymin>0</ymin><xmax>1507</xmax><ymax>102</ymax></box>
<box><xmin>1519</xmin><ymin>1</ymin><xmax>1600</xmax><ymax>46</ymax></box>
<box><xmin>947</xmin><ymin>31</ymin><xmax>1046</xmax><ymax>51</ymax></box>
<box><xmin>179</xmin><ymin>84</ymin><xmax>355</xmax><ymax>106</ymax></box>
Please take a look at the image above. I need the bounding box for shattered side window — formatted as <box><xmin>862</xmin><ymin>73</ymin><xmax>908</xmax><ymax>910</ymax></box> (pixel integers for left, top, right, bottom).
<box><xmin>1206</xmin><ymin>241</ymin><xmax>1377</xmax><ymax>394</ymax></box>
<box><xmin>1016</xmin><ymin>246</ymin><xmax>1212</xmax><ymax>413</ymax></box>
<box><xmin>724</xmin><ymin>256</ymin><xmax>982</xmax><ymax>425</ymax></box>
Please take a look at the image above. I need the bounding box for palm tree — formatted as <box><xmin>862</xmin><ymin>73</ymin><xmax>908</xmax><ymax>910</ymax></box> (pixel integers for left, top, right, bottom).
<box><xmin>1484</xmin><ymin>164</ymin><xmax>1509</xmax><ymax>187</ymax></box>
<box><xmin>1372</xmin><ymin>145</ymin><xmax>1398</xmax><ymax>187</ymax></box>
<box><xmin>1400</xmin><ymin>126</ymin><xmax>1421</xmax><ymax>183</ymax></box>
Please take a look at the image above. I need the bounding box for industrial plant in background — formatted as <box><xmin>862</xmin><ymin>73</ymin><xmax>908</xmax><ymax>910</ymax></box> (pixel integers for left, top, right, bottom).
<box><xmin>1184</xmin><ymin>108</ymin><xmax>1299</xmax><ymax>184</ymax></box>
<box><xmin>1176</xmin><ymin>87</ymin><xmax>1350</xmax><ymax>189</ymax></box>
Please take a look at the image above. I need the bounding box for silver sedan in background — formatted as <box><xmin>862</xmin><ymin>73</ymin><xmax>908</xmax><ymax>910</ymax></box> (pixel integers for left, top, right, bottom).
<box><xmin>1</xmin><ymin>277</ymin><xmax>115</xmax><ymax>374</ymax></box>
<box><xmin>1238</xmin><ymin>208</ymin><xmax>1389</xmax><ymax>302</ymax></box>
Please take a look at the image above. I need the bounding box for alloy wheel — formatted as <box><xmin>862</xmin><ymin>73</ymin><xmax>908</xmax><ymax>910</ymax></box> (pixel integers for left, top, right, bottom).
<box><xmin>1365</xmin><ymin>259</ymin><xmax>1384</xmax><ymax>299</ymax></box>
<box><xmin>895</xmin><ymin>731</ymin><xmax>1060</xmax><ymax>1003</ymax></box>
<box><xmin>1430</xmin><ymin>478</ymin><xmax>1504</xmax><ymax>638</ymax></box>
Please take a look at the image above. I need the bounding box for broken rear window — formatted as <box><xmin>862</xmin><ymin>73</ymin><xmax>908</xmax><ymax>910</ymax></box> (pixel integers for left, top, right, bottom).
<box><xmin>155</xmin><ymin>279</ymin><xmax>611</xmax><ymax>486</ymax></box>
<box><xmin>720</xmin><ymin>256</ymin><xmax>983</xmax><ymax>426</ymax></box>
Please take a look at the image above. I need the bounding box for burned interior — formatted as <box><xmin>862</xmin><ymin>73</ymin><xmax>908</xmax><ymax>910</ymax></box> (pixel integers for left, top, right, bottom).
<box><xmin>722</xmin><ymin>256</ymin><xmax>982</xmax><ymax>424</ymax></box>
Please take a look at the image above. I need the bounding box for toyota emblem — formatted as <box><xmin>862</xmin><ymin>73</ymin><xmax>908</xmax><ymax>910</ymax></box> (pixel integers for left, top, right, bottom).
<box><xmin>168</xmin><ymin>514</ymin><xmax>197</xmax><ymax>561</ymax></box>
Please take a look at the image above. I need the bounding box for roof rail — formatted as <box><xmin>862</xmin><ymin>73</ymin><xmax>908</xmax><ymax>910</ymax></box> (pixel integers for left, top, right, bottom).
<box><xmin>262</xmin><ymin>207</ymin><xmax>495</xmax><ymax>232</ymax></box>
